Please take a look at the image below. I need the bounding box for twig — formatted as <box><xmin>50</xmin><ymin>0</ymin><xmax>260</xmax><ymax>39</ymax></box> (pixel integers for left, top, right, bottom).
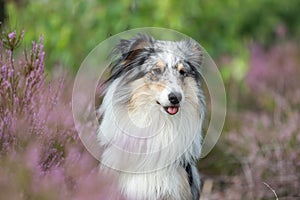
<box><xmin>263</xmin><ymin>182</ymin><xmax>279</xmax><ymax>200</ymax></box>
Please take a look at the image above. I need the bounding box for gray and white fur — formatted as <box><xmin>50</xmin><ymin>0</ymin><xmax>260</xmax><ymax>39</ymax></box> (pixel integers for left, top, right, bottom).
<box><xmin>97</xmin><ymin>34</ymin><xmax>205</xmax><ymax>200</ymax></box>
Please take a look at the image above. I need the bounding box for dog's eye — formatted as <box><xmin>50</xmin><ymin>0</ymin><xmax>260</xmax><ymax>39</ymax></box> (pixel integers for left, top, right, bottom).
<box><xmin>179</xmin><ymin>69</ymin><xmax>187</xmax><ymax>77</ymax></box>
<box><xmin>152</xmin><ymin>68</ymin><xmax>162</xmax><ymax>75</ymax></box>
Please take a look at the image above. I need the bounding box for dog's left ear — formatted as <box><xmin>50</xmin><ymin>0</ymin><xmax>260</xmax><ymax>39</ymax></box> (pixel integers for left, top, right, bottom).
<box><xmin>116</xmin><ymin>34</ymin><xmax>154</xmax><ymax>65</ymax></box>
<box><xmin>180</xmin><ymin>39</ymin><xmax>203</xmax><ymax>68</ymax></box>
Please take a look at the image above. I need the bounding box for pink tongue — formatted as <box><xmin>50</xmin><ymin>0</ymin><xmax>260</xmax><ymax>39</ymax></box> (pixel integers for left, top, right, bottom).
<box><xmin>167</xmin><ymin>106</ymin><xmax>178</xmax><ymax>115</ymax></box>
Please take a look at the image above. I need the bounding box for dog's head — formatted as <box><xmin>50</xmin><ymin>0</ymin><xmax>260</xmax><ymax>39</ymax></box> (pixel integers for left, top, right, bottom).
<box><xmin>104</xmin><ymin>34</ymin><xmax>204</xmax><ymax>117</ymax></box>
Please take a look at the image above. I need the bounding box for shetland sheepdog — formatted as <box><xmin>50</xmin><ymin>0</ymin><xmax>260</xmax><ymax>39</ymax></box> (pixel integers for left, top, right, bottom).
<box><xmin>97</xmin><ymin>34</ymin><xmax>205</xmax><ymax>200</ymax></box>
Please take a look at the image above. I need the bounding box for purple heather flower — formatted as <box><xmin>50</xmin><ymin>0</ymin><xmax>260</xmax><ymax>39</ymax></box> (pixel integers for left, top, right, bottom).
<box><xmin>8</xmin><ymin>31</ymin><xmax>16</xmax><ymax>42</ymax></box>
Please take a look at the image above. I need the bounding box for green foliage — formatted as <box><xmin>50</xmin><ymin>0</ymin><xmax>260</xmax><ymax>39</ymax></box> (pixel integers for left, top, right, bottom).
<box><xmin>6</xmin><ymin>0</ymin><xmax>300</xmax><ymax>72</ymax></box>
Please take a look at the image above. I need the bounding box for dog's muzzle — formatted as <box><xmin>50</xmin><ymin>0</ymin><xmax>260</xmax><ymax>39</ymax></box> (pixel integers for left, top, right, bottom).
<box><xmin>157</xmin><ymin>92</ymin><xmax>182</xmax><ymax>115</ymax></box>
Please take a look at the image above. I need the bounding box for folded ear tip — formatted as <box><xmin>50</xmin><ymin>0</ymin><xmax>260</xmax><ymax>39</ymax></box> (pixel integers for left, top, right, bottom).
<box><xmin>131</xmin><ymin>34</ymin><xmax>154</xmax><ymax>50</ymax></box>
<box><xmin>115</xmin><ymin>34</ymin><xmax>154</xmax><ymax>56</ymax></box>
<box><xmin>179</xmin><ymin>38</ymin><xmax>203</xmax><ymax>67</ymax></box>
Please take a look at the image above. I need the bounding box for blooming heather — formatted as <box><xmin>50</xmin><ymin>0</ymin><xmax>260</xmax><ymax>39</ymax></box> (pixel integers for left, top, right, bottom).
<box><xmin>0</xmin><ymin>30</ymin><xmax>116</xmax><ymax>199</ymax></box>
<box><xmin>222</xmin><ymin>42</ymin><xmax>300</xmax><ymax>199</ymax></box>
<box><xmin>246</xmin><ymin>42</ymin><xmax>300</xmax><ymax>96</ymax></box>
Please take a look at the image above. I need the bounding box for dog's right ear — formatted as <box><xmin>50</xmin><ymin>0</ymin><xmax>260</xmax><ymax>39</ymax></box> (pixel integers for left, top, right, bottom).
<box><xmin>105</xmin><ymin>34</ymin><xmax>154</xmax><ymax>84</ymax></box>
<box><xmin>116</xmin><ymin>34</ymin><xmax>154</xmax><ymax>65</ymax></box>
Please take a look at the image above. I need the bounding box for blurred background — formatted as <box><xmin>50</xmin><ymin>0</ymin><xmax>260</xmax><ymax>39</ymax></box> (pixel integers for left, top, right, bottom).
<box><xmin>0</xmin><ymin>0</ymin><xmax>299</xmax><ymax>199</ymax></box>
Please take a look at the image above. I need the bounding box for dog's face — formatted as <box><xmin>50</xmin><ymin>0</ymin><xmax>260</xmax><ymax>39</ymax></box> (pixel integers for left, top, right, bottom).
<box><xmin>144</xmin><ymin>60</ymin><xmax>188</xmax><ymax>115</ymax></box>
<box><xmin>105</xmin><ymin>34</ymin><xmax>204</xmax><ymax>117</ymax></box>
<box><xmin>132</xmin><ymin>56</ymin><xmax>200</xmax><ymax>116</ymax></box>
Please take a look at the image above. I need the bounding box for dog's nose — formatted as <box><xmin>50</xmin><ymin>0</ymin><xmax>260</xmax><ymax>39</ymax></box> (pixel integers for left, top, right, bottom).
<box><xmin>168</xmin><ymin>92</ymin><xmax>182</xmax><ymax>104</ymax></box>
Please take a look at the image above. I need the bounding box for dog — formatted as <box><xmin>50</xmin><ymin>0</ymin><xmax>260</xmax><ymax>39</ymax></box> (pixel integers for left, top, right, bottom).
<box><xmin>97</xmin><ymin>34</ymin><xmax>205</xmax><ymax>200</ymax></box>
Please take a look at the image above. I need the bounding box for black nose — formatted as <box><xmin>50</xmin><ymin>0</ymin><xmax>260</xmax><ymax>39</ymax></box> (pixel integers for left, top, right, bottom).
<box><xmin>168</xmin><ymin>92</ymin><xmax>182</xmax><ymax>104</ymax></box>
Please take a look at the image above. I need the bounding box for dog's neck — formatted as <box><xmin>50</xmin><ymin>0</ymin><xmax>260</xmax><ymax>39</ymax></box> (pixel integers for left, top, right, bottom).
<box><xmin>99</xmin><ymin>101</ymin><xmax>202</xmax><ymax>172</ymax></box>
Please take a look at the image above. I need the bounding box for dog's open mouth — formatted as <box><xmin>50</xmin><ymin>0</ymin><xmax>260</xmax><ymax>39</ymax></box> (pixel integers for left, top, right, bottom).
<box><xmin>164</xmin><ymin>106</ymin><xmax>179</xmax><ymax>115</ymax></box>
<box><xmin>156</xmin><ymin>101</ymin><xmax>179</xmax><ymax>115</ymax></box>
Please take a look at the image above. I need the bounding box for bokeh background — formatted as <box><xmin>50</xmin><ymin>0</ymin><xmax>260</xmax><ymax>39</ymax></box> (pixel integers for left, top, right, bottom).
<box><xmin>0</xmin><ymin>0</ymin><xmax>299</xmax><ymax>199</ymax></box>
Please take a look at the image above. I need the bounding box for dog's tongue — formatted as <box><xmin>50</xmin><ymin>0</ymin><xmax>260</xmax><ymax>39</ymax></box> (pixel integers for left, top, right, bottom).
<box><xmin>167</xmin><ymin>106</ymin><xmax>179</xmax><ymax>115</ymax></box>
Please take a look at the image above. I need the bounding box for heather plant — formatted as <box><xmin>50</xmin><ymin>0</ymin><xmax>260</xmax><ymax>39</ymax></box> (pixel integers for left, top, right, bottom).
<box><xmin>0</xmin><ymin>30</ymin><xmax>58</xmax><ymax>153</ymax></box>
<box><xmin>246</xmin><ymin>42</ymin><xmax>300</xmax><ymax>106</ymax></box>
<box><xmin>219</xmin><ymin>42</ymin><xmax>300</xmax><ymax>199</ymax></box>
<box><xmin>0</xmin><ymin>30</ymin><xmax>118</xmax><ymax>199</ymax></box>
<box><xmin>224</xmin><ymin>110</ymin><xmax>300</xmax><ymax>199</ymax></box>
